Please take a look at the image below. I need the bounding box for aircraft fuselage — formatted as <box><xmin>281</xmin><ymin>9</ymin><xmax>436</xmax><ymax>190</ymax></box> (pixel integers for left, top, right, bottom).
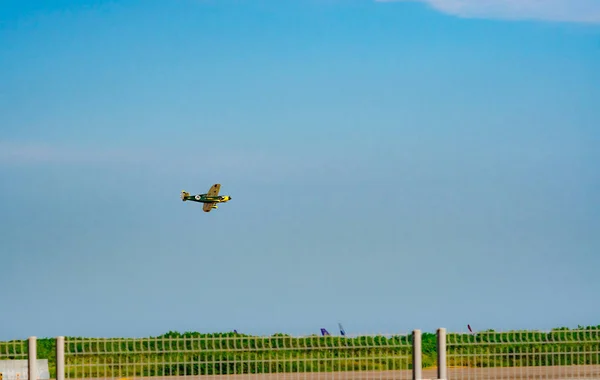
<box><xmin>181</xmin><ymin>192</ymin><xmax>231</xmax><ymax>203</ymax></box>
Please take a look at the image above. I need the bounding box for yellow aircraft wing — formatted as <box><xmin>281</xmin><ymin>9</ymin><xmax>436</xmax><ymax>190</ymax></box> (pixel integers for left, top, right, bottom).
<box><xmin>207</xmin><ymin>184</ymin><xmax>221</xmax><ymax>197</ymax></box>
<box><xmin>203</xmin><ymin>202</ymin><xmax>215</xmax><ymax>212</ymax></box>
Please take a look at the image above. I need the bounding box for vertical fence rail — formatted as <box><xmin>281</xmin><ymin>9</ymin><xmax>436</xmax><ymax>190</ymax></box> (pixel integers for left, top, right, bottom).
<box><xmin>437</xmin><ymin>328</ymin><xmax>447</xmax><ymax>380</ymax></box>
<box><xmin>412</xmin><ymin>329</ymin><xmax>421</xmax><ymax>380</ymax></box>
<box><xmin>56</xmin><ymin>337</ymin><xmax>64</xmax><ymax>380</ymax></box>
<box><xmin>27</xmin><ymin>338</ymin><xmax>36</xmax><ymax>380</ymax></box>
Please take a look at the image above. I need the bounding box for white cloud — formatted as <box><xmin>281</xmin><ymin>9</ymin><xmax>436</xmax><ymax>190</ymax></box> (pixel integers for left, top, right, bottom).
<box><xmin>375</xmin><ymin>0</ymin><xmax>600</xmax><ymax>23</ymax></box>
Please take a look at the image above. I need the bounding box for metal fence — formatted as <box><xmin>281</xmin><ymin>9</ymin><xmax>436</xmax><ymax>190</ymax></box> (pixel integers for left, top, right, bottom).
<box><xmin>0</xmin><ymin>340</ymin><xmax>28</xmax><ymax>361</ymax></box>
<box><xmin>443</xmin><ymin>328</ymin><xmax>600</xmax><ymax>380</ymax></box>
<box><xmin>62</xmin><ymin>332</ymin><xmax>415</xmax><ymax>380</ymax></box>
<box><xmin>0</xmin><ymin>338</ymin><xmax>32</xmax><ymax>380</ymax></box>
<box><xmin>2</xmin><ymin>328</ymin><xmax>600</xmax><ymax>380</ymax></box>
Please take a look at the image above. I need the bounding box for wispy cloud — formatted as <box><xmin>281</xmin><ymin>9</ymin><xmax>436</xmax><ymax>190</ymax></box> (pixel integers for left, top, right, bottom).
<box><xmin>375</xmin><ymin>0</ymin><xmax>600</xmax><ymax>23</ymax></box>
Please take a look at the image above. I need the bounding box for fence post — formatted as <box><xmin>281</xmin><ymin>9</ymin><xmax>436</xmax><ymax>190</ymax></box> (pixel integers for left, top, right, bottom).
<box><xmin>412</xmin><ymin>329</ymin><xmax>422</xmax><ymax>380</ymax></box>
<box><xmin>56</xmin><ymin>337</ymin><xmax>65</xmax><ymax>380</ymax></box>
<box><xmin>437</xmin><ymin>328</ymin><xmax>447</xmax><ymax>380</ymax></box>
<box><xmin>28</xmin><ymin>337</ymin><xmax>37</xmax><ymax>380</ymax></box>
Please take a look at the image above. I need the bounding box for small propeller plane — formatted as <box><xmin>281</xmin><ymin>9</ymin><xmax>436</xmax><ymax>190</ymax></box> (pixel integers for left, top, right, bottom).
<box><xmin>181</xmin><ymin>184</ymin><xmax>232</xmax><ymax>212</ymax></box>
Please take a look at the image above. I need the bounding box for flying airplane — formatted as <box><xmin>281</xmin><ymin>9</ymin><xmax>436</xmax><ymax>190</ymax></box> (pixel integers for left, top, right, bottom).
<box><xmin>181</xmin><ymin>184</ymin><xmax>232</xmax><ymax>212</ymax></box>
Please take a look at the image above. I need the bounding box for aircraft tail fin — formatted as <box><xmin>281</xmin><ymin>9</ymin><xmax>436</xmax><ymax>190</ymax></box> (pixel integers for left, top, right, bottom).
<box><xmin>320</xmin><ymin>328</ymin><xmax>330</xmax><ymax>336</ymax></box>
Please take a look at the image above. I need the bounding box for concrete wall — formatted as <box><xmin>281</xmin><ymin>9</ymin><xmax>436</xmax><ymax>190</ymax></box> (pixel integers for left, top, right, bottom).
<box><xmin>0</xmin><ymin>360</ymin><xmax>50</xmax><ymax>380</ymax></box>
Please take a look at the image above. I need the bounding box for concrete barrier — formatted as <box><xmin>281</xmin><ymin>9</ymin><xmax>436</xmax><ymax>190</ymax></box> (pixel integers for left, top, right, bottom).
<box><xmin>0</xmin><ymin>360</ymin><xmax>49</xmax><ymax>380</ymax></box>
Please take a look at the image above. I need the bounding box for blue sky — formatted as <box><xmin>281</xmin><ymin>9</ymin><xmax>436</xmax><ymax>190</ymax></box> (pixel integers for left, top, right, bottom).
<box><xmin>1</xmin><ymin>0</ymin><xmax>599</xmax><ymax>340</ymax></box>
